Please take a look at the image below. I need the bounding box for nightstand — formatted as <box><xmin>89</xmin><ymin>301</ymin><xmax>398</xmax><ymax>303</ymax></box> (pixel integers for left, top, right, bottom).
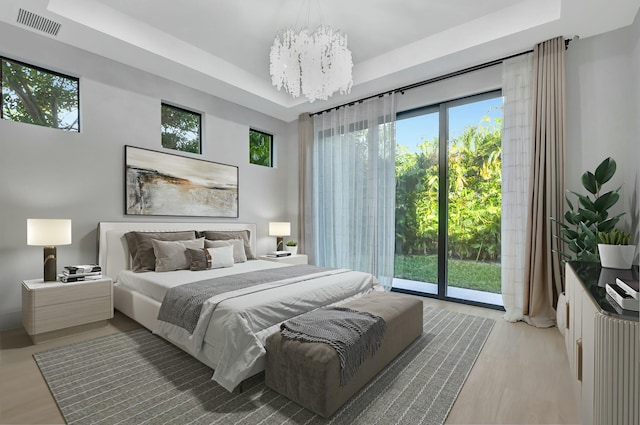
<box><xmin>22</xmin><ymin>277</ymin><xmax>113</xmax><ymax>344</ymax></box>
<box><xmin>259</xmin><ymin>254</ymin><xmax>308</xmax><ymax>265</ymax></box>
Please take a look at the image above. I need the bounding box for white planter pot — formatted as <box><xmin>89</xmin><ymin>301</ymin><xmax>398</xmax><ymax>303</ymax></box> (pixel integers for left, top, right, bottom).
<box><xmin>598</xmin><ymin>244</ymin><xmax>635</xmax><ymax>269</ymax></box>
<box><xmin>285</xmin><ymin>245</ymin><xmax>298</xmax><ymax>255</ymax></box>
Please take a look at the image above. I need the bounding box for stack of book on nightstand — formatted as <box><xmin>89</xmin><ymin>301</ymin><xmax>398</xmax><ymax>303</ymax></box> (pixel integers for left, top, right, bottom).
<box><xmin>266</xmin><ymin>251</ymin><xmax>291</xmax><ymax>257</ymax></box>
<box><xmin>59</xmin><ymin>264</ymin><xmax>102</xmax><ymax>283</ymax></box>
<box><xmin>605</xmin><ymin>277</ymin><xmax>639</xmax><ymax>311</ymax></box>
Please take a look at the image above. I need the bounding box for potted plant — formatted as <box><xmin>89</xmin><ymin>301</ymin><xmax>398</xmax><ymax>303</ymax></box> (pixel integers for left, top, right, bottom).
<box><xmin>553</xmin><ymin>157</ymin><xmax>625</xmax><ymax>265</ymax></box>
<box><xmin>285</xmin><ymin>240</ymin><xmax>298</xmax><ymax>255</ymax></box>
<box><xmin>597</xmin><ymin>228</ymin><xmax>635</xmax><ymax>269</ymax></box>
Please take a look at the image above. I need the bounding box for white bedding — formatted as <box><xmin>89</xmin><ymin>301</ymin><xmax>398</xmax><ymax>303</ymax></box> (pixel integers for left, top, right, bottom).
<box><xmin>121</xmin><ymin>261</ymin><xmax>381</xmax><ymax>392</ymax></box>
<box><xmin>117</xmin><ymin>260</ymin><xmax>288</xmax><ymax>302</ymax></box>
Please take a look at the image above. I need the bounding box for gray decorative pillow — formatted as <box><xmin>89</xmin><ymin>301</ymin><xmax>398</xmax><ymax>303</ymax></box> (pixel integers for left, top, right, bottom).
<box><xmin>205</xmin><ymin>239</ymin><xmax>247</xmax><ymax>263</ymax></box>
<box><xmin>125</xmin><ymin>230</ymin><xmax>196</xmax><ymax>273</ymax></box>
<box><xmin>186</xmin><ymin>246</ymin><xmax>234</xmax><ymax>271</ymax></box>
<box><xmin>125</xmin><ymin>231</ymin><xmax>197</xmax><ymax>272</ymax></box>
<box><xmin>199</xmin><ymin>230</ymin><xmax>256</xmax><ymax>259</ymax></box>
<box><xmin>152</xmin><ymin>238</ymin><xmax>205</xmax><ymax>272</ymax></box>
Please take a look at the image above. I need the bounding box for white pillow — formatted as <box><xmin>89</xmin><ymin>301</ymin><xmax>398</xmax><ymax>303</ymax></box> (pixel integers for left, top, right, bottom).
<box><xmin>205</xmin><ymin>239</ymin><xmax>247</xmax><ymax>263</ymax></box>
<box><xmin>152</xmin><ymin>238</ymin><xmax>205</xmax><ymax>272</ymax></box>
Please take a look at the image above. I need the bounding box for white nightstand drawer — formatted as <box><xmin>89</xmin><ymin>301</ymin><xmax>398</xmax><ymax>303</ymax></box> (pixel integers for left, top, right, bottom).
<box><xmin>24</xmin><ymin>297</ymin><xmax>112</xmax><ymax>334</ymax></box>
<box><xmin>25</xmin><ymin>280</ymin><xmax>111</xmax><ymax>307</ymax></box>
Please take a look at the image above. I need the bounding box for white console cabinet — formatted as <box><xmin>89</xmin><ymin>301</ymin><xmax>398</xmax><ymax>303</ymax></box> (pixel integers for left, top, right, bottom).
<box><xmin>563</xmin><ymin>262</ymin><xmax>638</xmax><ymax>425</ymax></box>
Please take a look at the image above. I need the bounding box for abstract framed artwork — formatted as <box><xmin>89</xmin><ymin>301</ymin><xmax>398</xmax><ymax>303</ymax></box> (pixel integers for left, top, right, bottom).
<box><xmin>125</xmin><ymin>145</ymin><xmax>238</xmax><ymax>217</ymax></box>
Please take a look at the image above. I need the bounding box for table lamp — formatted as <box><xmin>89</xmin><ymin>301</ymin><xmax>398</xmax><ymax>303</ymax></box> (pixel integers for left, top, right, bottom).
<box><xmin>27</xmin><ymin>219</ymin><xmax>72</xmax><ymax>282</ymax></box>
<box><xmin>269</xmin><ymin>222</ymin><xmax>290</xmax><ymax>251</ymax></box>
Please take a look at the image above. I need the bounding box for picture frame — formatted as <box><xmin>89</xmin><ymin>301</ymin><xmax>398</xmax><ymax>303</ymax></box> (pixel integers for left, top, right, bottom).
<box><xmin>125</xmin><ymin>145</ymin><xmax>238</xmax><ymax>217</ymax></box>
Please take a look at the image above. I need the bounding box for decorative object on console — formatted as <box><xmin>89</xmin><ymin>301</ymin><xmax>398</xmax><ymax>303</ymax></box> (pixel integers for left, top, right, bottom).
<box><xmin>616</xmin><ymin>276</ymin><xmax>639</xmax><ymax>299</ymax></box>
<box><xmin>269</xmin><ymin>221</ymin><xmax>290</xmax><ymax>252</ymax></box>
<box><xmin>125</xmin><ymin>145</ymin><xmax>238</xmax><ymax>218</ymax></box>
<box><xmin>604</xmin><ymin>271</ymin><xmax>640</xmax><ymax>311</ymax></box>
<box><xmin>597</xmin><ymin>228</ymin><xmax>635</xmax><ymax>269</ymax></box>
<box><xmin>27</xmin><ymin>219</ymin><xmax>72</xmax><ymax>282</ymax></box>
<box><xmin>552</xmin><ymin>157</ymin><xmax>625</xmax><ymax>265</ymax></box>
<box><xmin>605</xmin><ymin>281</ymin><xmax>640</xmax><ymax>311</ymax></box>
<box><xmin>269</xmin><ymin>2</ymin><xmax>352</xmax><ymax>103</ymax></box>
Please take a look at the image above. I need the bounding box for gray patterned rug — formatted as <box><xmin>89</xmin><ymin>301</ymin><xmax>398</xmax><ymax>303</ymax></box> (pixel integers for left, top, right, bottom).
<box><xmin>34</xmin><ymin>307</ymin><xmax>494</xmax><ymax>425</ymax></box>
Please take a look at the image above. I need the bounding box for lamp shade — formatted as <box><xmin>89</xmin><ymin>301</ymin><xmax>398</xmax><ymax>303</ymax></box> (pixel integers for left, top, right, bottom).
<box><xmin>27</xmin><ymin>219</ymin><xmax>72</xmax><ymax>246</ymax></box>
<box><xmin>269</xmin><ymin>222</ymin><xmax>291</xmax><ymax>237</ymax></box>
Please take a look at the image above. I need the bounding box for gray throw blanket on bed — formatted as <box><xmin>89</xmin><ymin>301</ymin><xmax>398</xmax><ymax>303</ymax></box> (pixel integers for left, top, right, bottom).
<box><xmin>280</xmin><ymin>307</ymin><xmax>387</xmax><ymax>386</ymax></box>
<box><xmin>157</xmin><ymin>264</ymin><xmax>334</xmax><ymax>334</ymax></box>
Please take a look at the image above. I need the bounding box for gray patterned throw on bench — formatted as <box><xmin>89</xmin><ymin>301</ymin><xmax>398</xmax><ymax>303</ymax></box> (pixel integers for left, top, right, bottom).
<box><xmin>280</xmin><ymin>307</ymin><xmax>387</xmax><ymax>386</ymax></box>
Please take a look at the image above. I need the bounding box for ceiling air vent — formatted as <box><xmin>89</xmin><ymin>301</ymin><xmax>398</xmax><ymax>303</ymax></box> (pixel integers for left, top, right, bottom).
<box><xmin>16</xmin><ymin>8</ymin><xmax>61</xmax><ymax>36</ymax></box>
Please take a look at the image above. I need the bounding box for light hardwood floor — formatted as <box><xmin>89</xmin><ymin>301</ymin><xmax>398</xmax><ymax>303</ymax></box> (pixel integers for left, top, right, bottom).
<box><xmin>0</xmin><ymin>298</ymin><xmax>579</xmax><ymax>425</ymax></box>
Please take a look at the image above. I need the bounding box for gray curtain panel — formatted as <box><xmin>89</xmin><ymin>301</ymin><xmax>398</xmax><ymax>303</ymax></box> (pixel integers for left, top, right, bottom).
<box><xmin>524</xmin><ymin>36</ymin><xmax>567</xmax><ymax>328</ymax></box>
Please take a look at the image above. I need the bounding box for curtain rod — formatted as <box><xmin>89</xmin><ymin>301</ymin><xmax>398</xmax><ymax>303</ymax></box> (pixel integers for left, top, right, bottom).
<box><xmin>309</xmin><ymin>38</ymin><xmax>572</xmax><ymax>117</ymax></box>
<box><xmin>309</xmin><ymin>50</ymin><xmax>530</xmax><ymax>117</ymax></box>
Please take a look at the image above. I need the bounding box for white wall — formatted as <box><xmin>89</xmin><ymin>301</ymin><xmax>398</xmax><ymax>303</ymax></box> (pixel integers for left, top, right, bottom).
<box><xmin>0</xmin><ymin>22</ymin><xmax>298</xmax><ymax>330</ymax></box>
<box><xmin>566</xmin><ymin>10</ymin><xmax>639</xmax><ymax>261</ymax></box>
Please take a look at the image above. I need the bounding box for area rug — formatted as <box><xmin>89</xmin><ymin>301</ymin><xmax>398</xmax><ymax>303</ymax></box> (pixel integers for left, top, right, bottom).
<box><xmin>34</xmin><ymin>307</ymin><xmax>494</xmax><ymax>425</ymax></box>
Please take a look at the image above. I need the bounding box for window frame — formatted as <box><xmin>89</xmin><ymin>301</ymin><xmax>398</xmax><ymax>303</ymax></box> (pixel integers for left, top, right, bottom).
<box><xmin>394</xmin><ymin>89</ymin><xmax>504</xmax><ymax>310</ymax></box>
<box><xmin>1</xmin><ymin>56</ymin><xmax>80</xmax><ymax>132</ymax></box>
<box><xmin>160</xmin><ymin>102</ymin><xmax>202</xmax><ymax>154</ymax></box>
<box><xmin>249</xmin><ymin>128</ymin><xmax>274</xmax><ymax>167</ymax></box>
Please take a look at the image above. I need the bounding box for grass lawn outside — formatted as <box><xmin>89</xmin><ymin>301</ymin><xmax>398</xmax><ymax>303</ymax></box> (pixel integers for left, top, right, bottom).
<box><xmin>394</xmin><ymin>255</ymin><xmax>501</xmax><ymax>293</ymax></box>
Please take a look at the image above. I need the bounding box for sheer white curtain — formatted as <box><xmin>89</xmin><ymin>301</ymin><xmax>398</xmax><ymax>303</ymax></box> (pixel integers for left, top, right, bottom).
<box><xmin>501</xmin><ymin>53</ymin><xmax>533</xmax><ymax>322</ymax></box>
<box><xmin>311</xmin><ymin>94</ymin><xmax>396</xmax><ymax>290</ymax></box>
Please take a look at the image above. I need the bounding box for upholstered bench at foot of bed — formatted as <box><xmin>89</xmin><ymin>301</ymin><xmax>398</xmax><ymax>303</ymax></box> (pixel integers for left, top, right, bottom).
<box><xmin>264</xmin><ymin>291</ymin><xmax>423</xmax><ymax>418</ymax></box>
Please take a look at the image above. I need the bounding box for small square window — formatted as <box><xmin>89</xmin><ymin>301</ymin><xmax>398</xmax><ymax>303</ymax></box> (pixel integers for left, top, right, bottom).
<box><xmin>249</xmin><ymin>129</ymin><xmax>273</xmax><ymax>167</ymax></box>
<box><xmin>1</xmin><ymin>58</ymin><xmax>79</xmax><ymax>131</ymax></box>
<box><xmin>161</xmin><ymin>103</ymin><xmax>201</xmax><ymax>154</ymax></box>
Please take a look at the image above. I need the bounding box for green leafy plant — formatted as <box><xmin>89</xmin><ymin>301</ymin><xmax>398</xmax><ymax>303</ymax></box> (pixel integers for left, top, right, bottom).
<box><xmin>553</xmin><ymin>157</ymin><xmax>625</xmax><ymax>263</ymax></box>
<box><xmin>598</xmin><ymin>228</ymin><xmax>631</xmax><ymax>245</ymax></box>
<box><xmin>285</xmin><ymin>240</ymin><xmax>298</xmax><ymax>247</ymax></box>
<box><xmin>395</xmin><ymin>116</ymin><xmax>502</xmax><ymax>262</ymax></box>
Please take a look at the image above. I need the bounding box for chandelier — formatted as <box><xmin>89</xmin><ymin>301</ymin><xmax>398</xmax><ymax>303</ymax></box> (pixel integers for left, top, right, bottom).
<box><xmin>270</xmin><ymin>25</ymin><xmax>353</xmax><ymax>103</ymax></box>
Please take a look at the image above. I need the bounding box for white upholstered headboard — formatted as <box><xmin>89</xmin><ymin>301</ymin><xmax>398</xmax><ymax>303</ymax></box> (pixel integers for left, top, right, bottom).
<box><xmin>98</xmin><ymin>222</ymin><xmax>257</xmax><ymax>282</ymax></box>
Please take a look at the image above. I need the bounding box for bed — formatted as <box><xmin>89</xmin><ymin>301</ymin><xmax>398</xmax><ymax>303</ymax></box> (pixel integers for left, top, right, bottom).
<box><xmin>98</xmin><ymin>222</ymin><xmax>381</xmax><ymax>392</ymax></box>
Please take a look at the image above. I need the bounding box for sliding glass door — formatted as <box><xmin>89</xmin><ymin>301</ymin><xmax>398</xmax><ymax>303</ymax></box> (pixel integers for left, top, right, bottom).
<box><xmin>393</xmin><ymin>91</ymin><xmax>503</xmax><ymax>307</ymax></box>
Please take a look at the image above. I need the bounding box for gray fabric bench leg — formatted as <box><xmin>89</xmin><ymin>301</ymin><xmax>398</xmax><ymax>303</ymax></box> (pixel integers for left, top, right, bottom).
<box><xmin>265</xmin><ymin>292</ymin><xmax>423</xmax><ymax>418</ymax></box>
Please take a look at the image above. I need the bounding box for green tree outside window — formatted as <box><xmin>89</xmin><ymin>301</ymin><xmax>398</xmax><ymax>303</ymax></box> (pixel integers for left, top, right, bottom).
<box><xmin>395</xmin><ymin>116</ymin><xmax>503</xmax><ymax>262</ymax></box>
<box><xmin>249</xmin><ymin>129</ymin><xmax>273</xmax><ymax>167</ymax></box>
<box><xmin>161</xmin><ymin>103</ymin><xmax>201</xmax><ymax>154</ymax></box>
<box><xmin>1</xmin><ymin>58</ymin><xmax>79</xmax><ymax>131</ymax></box>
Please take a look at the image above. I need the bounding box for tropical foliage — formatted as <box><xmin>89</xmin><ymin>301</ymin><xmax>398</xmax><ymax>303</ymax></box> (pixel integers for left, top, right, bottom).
<box><xmin>1</xmin><ymin>58</ymin><xmax>79</xmax><ymax>131</ymax></box>
<box><xmin>249</xmin><ymin>129</ymin><xmax>273</xmax><ymax>167</ymax></box>
<box><xmin>395</xmin><ymin>116</ymin><xmax>503</xmax><ymax>263</ymax></box>
<box><xmin>161</xmin><ymin>103</ymin><xmax>201</xmax><ymax>153</ymax></box>
<box><xmin>553</xmin><ymin>157</ymin><xmax>624</xmax><ymax>262</ymax></box>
